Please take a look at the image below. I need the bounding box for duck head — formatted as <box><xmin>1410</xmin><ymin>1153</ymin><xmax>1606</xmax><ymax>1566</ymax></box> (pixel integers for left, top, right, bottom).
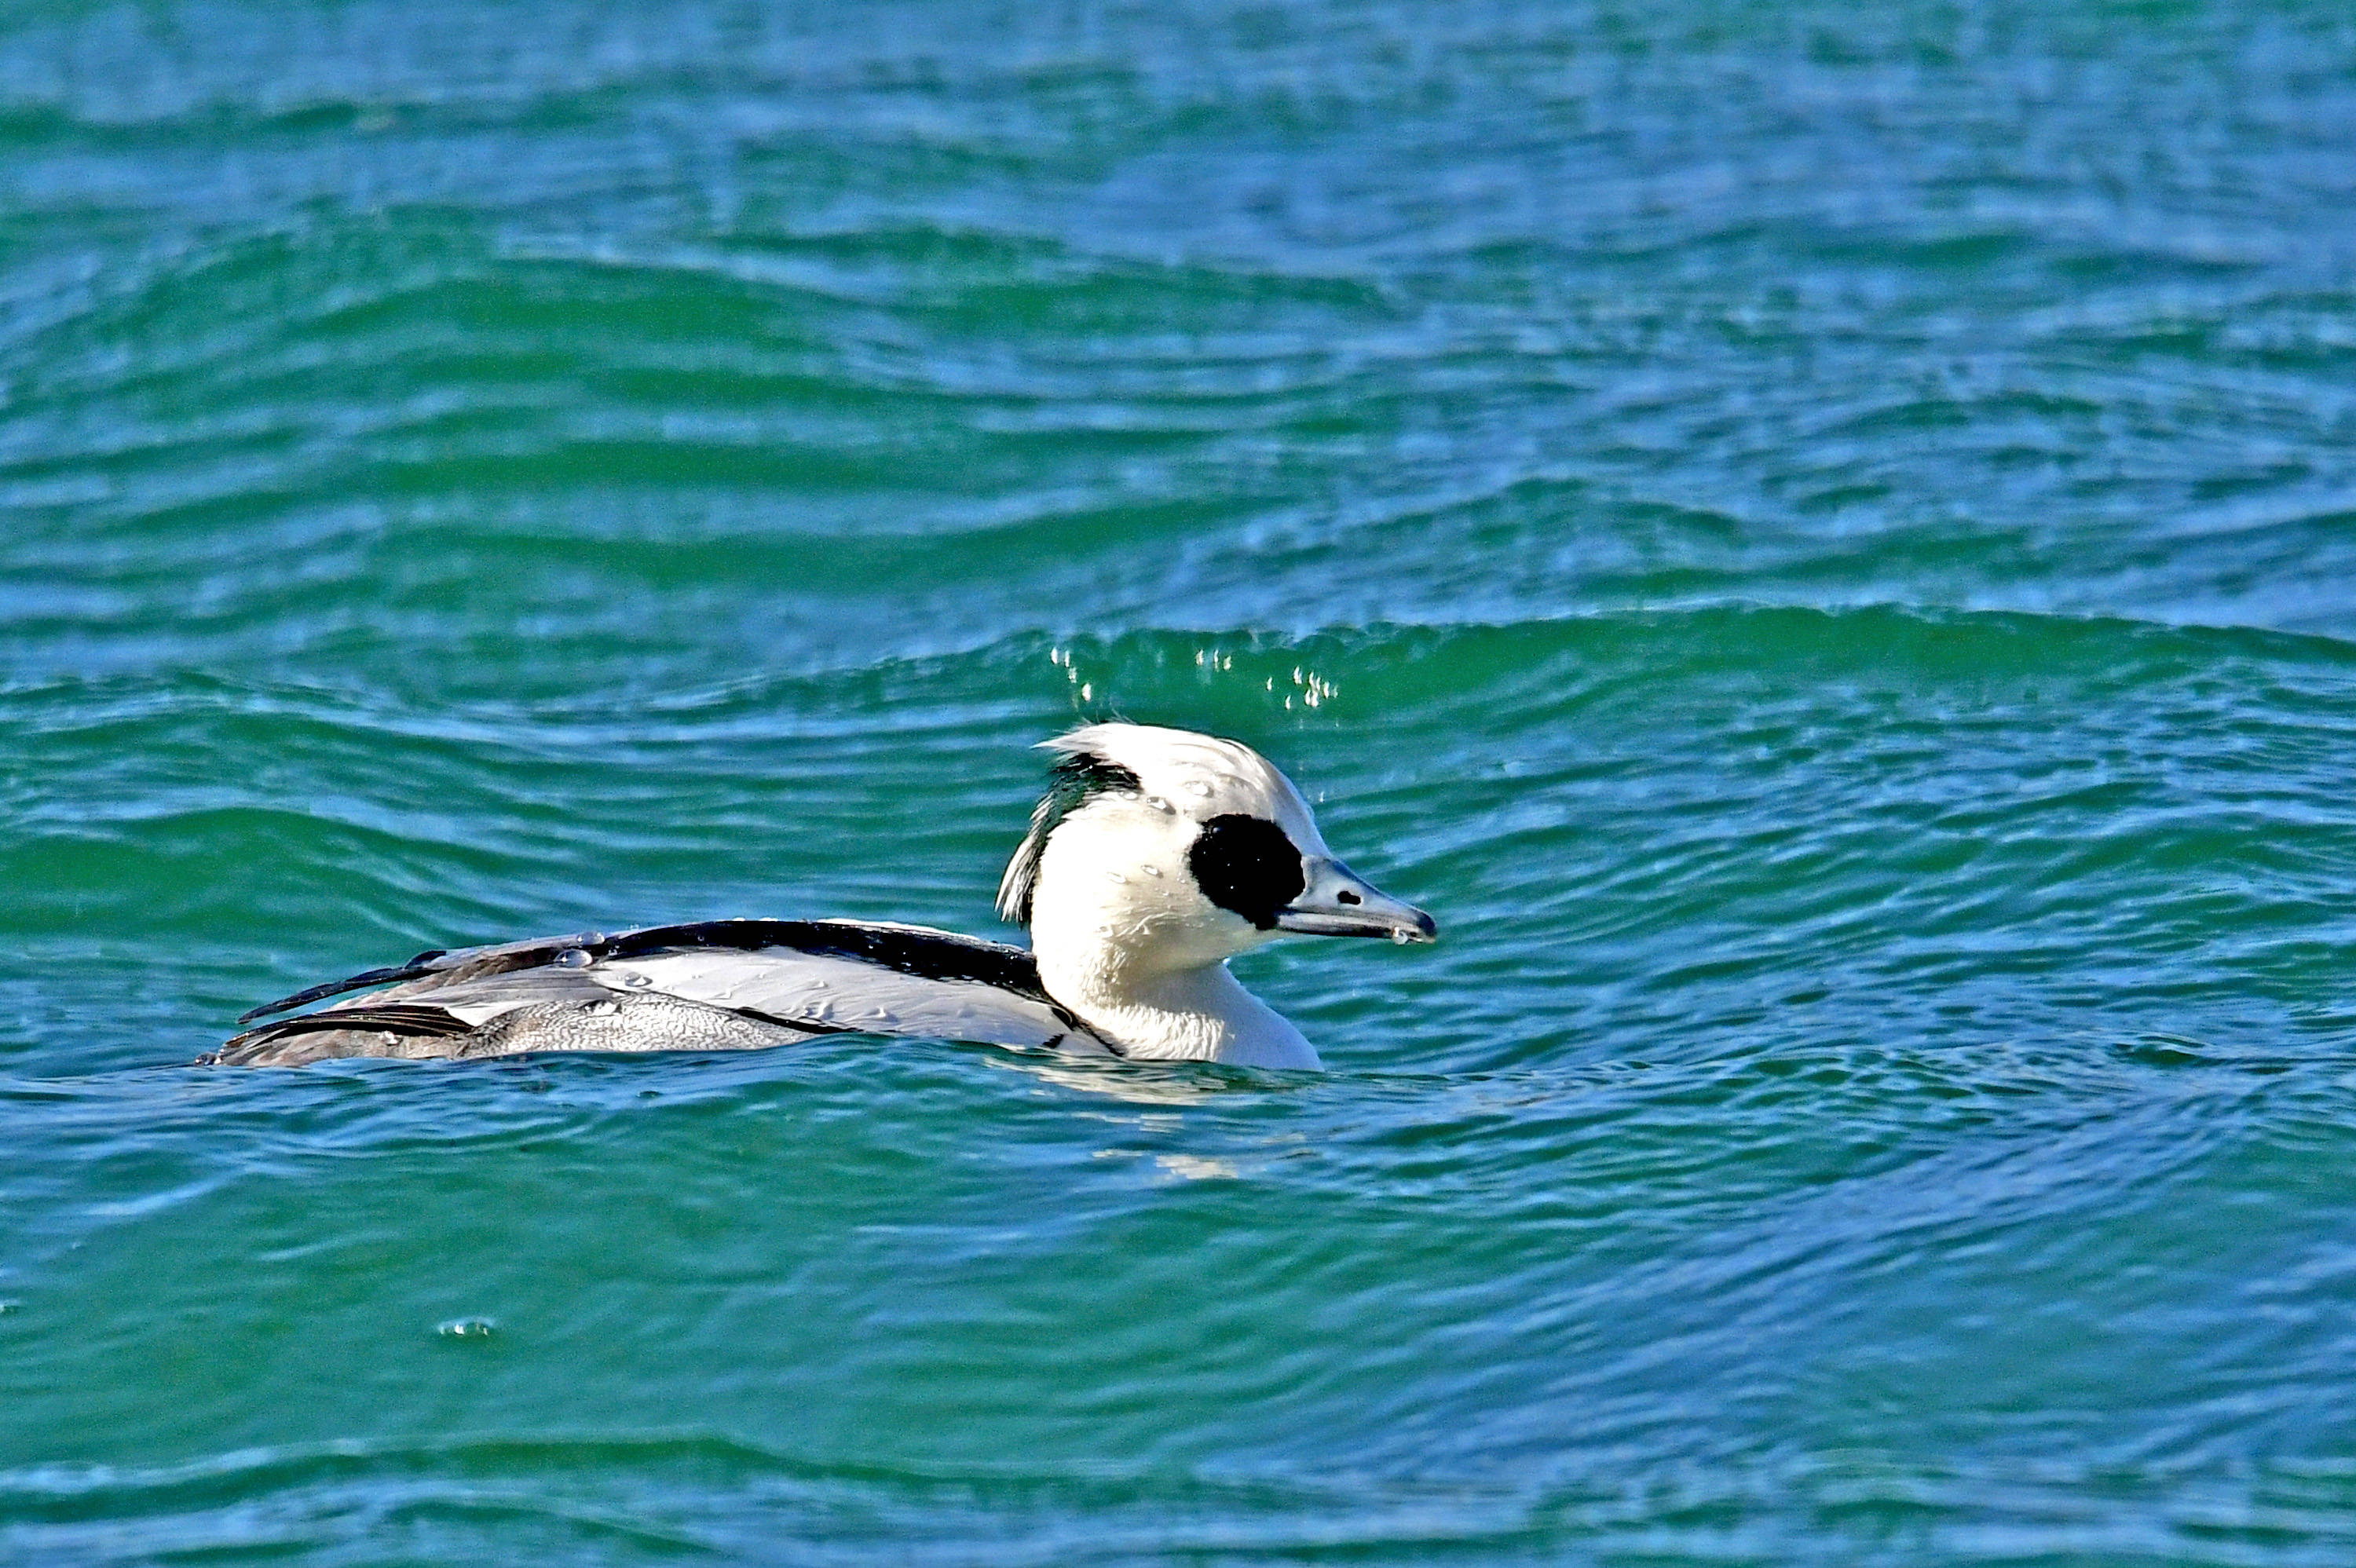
<box><xmin>998</xmin><ymin>722</ymin><xmax>1434</xmax><ymax>1065</ymax></box>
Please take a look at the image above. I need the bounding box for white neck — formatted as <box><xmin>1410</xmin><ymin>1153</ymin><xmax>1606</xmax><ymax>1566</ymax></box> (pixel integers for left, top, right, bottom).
<box><xmin>1019</xmin><ymin>793</ymin><xmax>1324</xmax><ymax>1069</ymax></box>
<box><xmin>1034</xmin><ymin>948</ymin><xmax>1321</xmax><ymax>1069</ymax></box>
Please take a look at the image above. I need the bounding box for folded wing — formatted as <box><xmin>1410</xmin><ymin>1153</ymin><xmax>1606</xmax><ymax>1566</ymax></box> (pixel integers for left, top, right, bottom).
<box><xmin>211</xmin><ymin>919</ymin><xmax>1111</xmax><ymax>1065</ymax></box>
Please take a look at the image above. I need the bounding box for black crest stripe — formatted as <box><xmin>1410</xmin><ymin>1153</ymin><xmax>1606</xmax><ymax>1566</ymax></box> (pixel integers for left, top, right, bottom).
<box><xmin>997</xmin><ymin>751</ymin><xmax>1144</xmax><ymax>926</ymax></box>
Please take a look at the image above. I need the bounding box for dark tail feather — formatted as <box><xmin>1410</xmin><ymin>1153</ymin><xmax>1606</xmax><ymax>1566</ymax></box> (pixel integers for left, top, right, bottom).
<box><xmin>224</xmin><ymin>1003</ymin><xmax>474</xmax><ymax>1051</ymax></box>
<box><xmin>236</xmin><ymin>948</ymin><xmax>451</xmax><ymax>1024</ymax></box>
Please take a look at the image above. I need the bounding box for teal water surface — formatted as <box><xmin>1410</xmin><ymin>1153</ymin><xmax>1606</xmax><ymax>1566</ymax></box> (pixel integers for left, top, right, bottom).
<box><xmin>7</xmin><ymin>2</ymin><xmax>2356</xmax><ymax>1563</ymax></box>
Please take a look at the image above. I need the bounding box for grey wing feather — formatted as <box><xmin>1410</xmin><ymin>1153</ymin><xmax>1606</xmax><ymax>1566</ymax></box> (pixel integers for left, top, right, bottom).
<box><xmin>236</xmin><ymin>932</ymin><xmax>607</xmax><ymax>1023</ymax></box>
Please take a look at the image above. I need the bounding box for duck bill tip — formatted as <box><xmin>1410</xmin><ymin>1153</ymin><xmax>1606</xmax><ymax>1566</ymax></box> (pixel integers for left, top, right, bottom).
<box><xmin>1273</xmin><ymin>904</ymin><xmax>1437</xmax><ymax>943</ymax></box>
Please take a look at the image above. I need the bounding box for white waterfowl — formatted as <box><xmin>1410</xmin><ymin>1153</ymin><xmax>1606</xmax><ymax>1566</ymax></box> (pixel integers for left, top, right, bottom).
<box><xmin>212</xmin><ymin>723</ymin><xmax>1435</xmax><ymax>1069</ymax></box>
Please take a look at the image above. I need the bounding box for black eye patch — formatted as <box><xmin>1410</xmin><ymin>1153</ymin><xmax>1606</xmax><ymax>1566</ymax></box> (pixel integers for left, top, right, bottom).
<box><xmin>1187</xmin><ymin>814</ymin><xmax>1306</xmax><ymax>930</ymax></box>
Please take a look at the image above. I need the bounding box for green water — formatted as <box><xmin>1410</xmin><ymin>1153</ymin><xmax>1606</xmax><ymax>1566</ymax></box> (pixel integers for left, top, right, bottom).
<box><xmin>7</xmin><ymin>1</ymin><xmax>2356</xmax><ymax>1562</ymax></box>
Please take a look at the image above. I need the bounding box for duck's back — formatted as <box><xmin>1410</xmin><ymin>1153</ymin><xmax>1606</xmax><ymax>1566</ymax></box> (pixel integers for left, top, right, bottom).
<box><xmin>211</xmin><ymin>919</ymin><xmax>1114</xmax><ymax>1065</ymax></box>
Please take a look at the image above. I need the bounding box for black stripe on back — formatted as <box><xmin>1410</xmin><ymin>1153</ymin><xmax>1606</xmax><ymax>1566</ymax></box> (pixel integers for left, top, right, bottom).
<box><xmin>596</xmin><ymin>919</ymin><xmax>1048</xmax><ymax>1000</ymax></box>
